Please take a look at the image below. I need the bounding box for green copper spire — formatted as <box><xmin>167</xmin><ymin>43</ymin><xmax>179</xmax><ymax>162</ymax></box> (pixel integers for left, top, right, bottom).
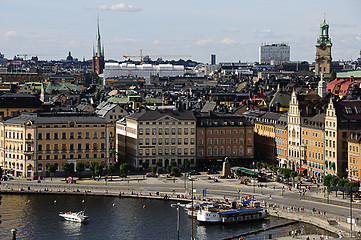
<box><xmin>316</xmin><ymin>17</ymin><xmax>332</xmax><ymax>47</ymax></box>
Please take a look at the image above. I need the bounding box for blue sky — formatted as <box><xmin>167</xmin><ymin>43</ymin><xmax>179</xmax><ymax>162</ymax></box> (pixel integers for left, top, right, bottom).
<box><xmin>0</xmin><ymin>0</ymin><xmax>360</xmax><ymax>64</ymax></box>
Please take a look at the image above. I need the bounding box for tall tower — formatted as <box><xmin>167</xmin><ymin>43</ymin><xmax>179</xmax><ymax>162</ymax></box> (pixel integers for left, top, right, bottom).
<box><xmin>92</xmin><ymin>18</ymin><xmax>105</xmax><ymax>74</ymax></box>
<box><xmin>315</xmin><ymin>18</ymin><xmax>332</xmax><ymax>76</ymax></box>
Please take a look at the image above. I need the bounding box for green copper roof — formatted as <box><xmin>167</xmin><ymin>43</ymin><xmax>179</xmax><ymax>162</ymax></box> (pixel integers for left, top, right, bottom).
<box><xmin>337</xmin><ymin>70</ymin><xmax>361</xmax><ymax>78</ymax></box>
<box><xmin>43</xmin><ymin>82</ymin><xmax>79</xmax><ymax>94</ymax></box>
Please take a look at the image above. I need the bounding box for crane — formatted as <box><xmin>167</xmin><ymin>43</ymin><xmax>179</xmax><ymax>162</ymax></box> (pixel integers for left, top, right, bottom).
<box><xmin>123</xmin><ymin>49</ymin><xmax>191</xmax><ymax>64</ymax></box>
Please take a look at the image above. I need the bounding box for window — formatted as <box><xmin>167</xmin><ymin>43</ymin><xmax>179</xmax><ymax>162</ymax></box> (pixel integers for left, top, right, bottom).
<box><xmin>70</xmin><ymin>144</ymin><xmax>74</xmax><ymax>150</ymax></box>
<box><xmin>85</xmin><ymin>143</ymin><xmax>89</xmax><ymax>150</ymax></box>
<box><xmin>227</xmin><ymin>138</ymin><xmax>231</xmax><ymax>144</ymax></box>
<box><xmin>208</xmin><ymin>139</ymin><xmax>212</xmax><ymax>145</ymax></box>
<box><xmin>78</xmin><ymin>132</ymin><xmax>82</xmax><ymax>139</ymax></box>
<box><xmin>78</xmin><ymin>143</ymin><xmax>82</xmax><ymax>150</ymax></box>
<box><xmin>184</xmin><ymin>128</ymin><xmax>189</xmax><ymax>135</ymax></box>
<box><xmin>214</xmin><ymin>138</ymin><xmax>218</xmax><ymax>145</ymax></box>
<box><xmin>145</xmin><ymin>128</ymin><xmax>150</xmax><ymax>135</ymax></box>
<box><xmin>178</xmin><ymin>129</ymin><xmax>182</xmax><ymax>135</ymax></box>
<box><xmin>62</xmin><ymin>132</ymin><xmax>66</xmax><ymax>139</ymax></box>
<box><xmin>54</xmin><ymin>144</ymin><xmax>59</xmax><ymax>150</ymax></box>
<box><xmin>93</xmin><ymin>132</ymin><xmax>98</xmax><ymax>139</ymax></box>
<box><xmin>38</xmin><ymin>133</ymin><xmax>42</xmax><ymax>139</ymax></box>
<box><xmin>247</xmin><ymin>148</ymin><xmax>252</xmax><ymax>155</ymax></box>
<box><xmin>54</xmin><ymin>133</ymin><xmax>58</xmax><ymax>139</ymax></box>
<box><xmin>157</xmin><ymin>149</ymin><xmax>162</xmax><ymax>155</ymax></box>
<box><xmin>191</xmin><ymin>128</ymin><xmax>195</xmax><ymax>134</ymax></box>
<box><xmin>46</xmin><ymin>133</ymin><xmax>50</xmax><ymax>140</ymax></box>
<box><xmin>38</xmin><ymin>145</ymin><xmax>43</xmax><ymax>151</ymax></box>
<box><xmin>101</xmin><ymin>132</ymin><xmax>105</xmax><ymax>138</ymax></box>
<box><xmin>85</xmin><ymin>132</ymin><xmax>90</xmax><ymax>139</ymax></box>
<box><xmin>199</xmin><ymin>139</ymin><xmax>203</xmax><ymax>145</ymax></box>
<box><xmin>190</xmin><ymin>138</ymin><xmax>194</xmax><ymax>144</ymax></box>
<box><xmin>171</xmin><ymin>128</ymin><xmax>176</xmax><ymax>134</ymax></box>
<box><xmin>220</xmin><ymin>139</ymin><xmax>225</xmax><ymax>144</ymax></box>
<box><xmin>165</xmin><ymin>129</ymin><xmax>169</xmax><ymax>135</ymax></box>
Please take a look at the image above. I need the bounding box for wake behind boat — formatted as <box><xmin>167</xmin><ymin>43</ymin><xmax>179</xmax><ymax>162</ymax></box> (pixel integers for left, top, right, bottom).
<box><xmin>59</xmin><ymin>211</ymin><xmax>89</xmax><ymax>223</ymax></box>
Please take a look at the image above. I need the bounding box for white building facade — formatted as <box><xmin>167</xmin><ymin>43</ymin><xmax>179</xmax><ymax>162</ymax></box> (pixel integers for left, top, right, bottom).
<box><xmin>259</xmin><ymin>43</ymin><xmax>290</xmax><ymax>65</ymax></box>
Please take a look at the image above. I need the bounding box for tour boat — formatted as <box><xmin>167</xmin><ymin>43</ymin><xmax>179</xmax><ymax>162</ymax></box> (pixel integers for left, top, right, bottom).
<box><xmin>59</xmin><ymin>211</ymin><xmax>89</xmax><ymax>223</ymax></box>
<box><xmin>196</xmin><ymin>200</ymin><xmax>268</xmax><ymax>223</ymax></box>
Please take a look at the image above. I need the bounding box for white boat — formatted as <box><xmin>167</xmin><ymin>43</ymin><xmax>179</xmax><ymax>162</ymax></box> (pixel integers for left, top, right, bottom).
<box><xmin>197</xmin><ymin>200</ymin><xmax>268</xmax><ymax>223</ymax></box>
<box><xmin>59</xmin><ymin>211</ymin><xmax>89</xmax><ymax>223</ymax></box>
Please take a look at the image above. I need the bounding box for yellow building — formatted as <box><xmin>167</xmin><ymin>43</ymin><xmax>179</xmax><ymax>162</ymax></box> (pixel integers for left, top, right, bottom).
<box><xmin>0</xmin><ymin>112</ymin><xmax>114</xmax><ymax>178</ymax></box>
<box><xmin>300</xmin><ymin>114</ymin><xmax>325</xmax><ymax>178</ymax></box>
<box><xmin>347</xmin><ymin>131</ymin><xmax>361</xmax><ymax>182</ymax></box>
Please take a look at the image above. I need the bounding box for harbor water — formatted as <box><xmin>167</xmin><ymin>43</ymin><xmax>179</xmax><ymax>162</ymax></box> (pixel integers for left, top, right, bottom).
<box><xmin>0</xmin><ymin>194</ymin><xmax>334</xmax><ymax>240</ymax></box>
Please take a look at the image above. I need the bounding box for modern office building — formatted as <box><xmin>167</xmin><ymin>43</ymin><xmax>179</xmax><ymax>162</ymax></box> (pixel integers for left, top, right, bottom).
<box><xmin>259</xmin><ymin>43</ymin><xmax>290</xmax><ymax>65</ymax></box>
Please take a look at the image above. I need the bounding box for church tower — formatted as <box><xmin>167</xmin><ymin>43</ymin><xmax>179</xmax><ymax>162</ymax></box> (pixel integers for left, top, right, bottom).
<box><xmin>315</xmin><ymin>18</ymin><xmax>332</xmax><ymax>76</ymax></box>
<box><xmin>92</xmin><ymin>18</ymin><xmax>105</xmax><ymax>74</ymax></box>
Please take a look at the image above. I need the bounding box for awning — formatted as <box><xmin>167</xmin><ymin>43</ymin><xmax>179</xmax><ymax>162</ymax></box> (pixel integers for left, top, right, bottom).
<box><xmin>298</xmin><ymin>167</ymin><xmax>307</xmax><ymax>171</ymax></box>
<box><xmin>330</xmin><ymin>162</ymin><xmax>335</xmax><ymax>168</ymax></box>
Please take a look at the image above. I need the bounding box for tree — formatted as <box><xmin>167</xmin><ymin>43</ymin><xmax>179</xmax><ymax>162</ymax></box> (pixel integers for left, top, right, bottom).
<box><xmin>171</xmin><ymin>166</ymin><xmax>181</xmax><ymax>177</ymax></box>
<box><xmin>107</xmin><ymin>164</ymin><xmax>116</xmax><ymax>181</ymax></box>
<box><xmin>166</xmin><ymin>165</ymin><xmax>172</xmax><ymax>173</ymax></box>
<box><xmin>61</xmin><ymin>162</ymin><xmax>71</xmax><ymax>180</ymax></box>
<box><xmin>151</xmin><ymin>165</ymin><xmax>158</xmax><ymax>174</ymax></box>
<box><xmin>183</xmin><ymin>159</ymin><xmax>190</xmax><ymax>169</ymax></box>
<box><xmin>47</xmin><ymin>164</ymin><xmax>57</xmax><ymax>181</ymax></box>
<box><xmin>337</xmin><ymin>179</ymin><xmax>349</xmax><ymax>199</ymax></box>
<box><xmin>290</xmin><ymin>171</ymin><xmax>298</xmax><ymax>186</ymax></box>
<box><xmin>119</xmin><ymin>163</ymin><xmax>130</xmax><ymax>177</ymax></box>
<box><xmin>94</xmin><ymin>164</ymin><xmax>102</xmax><ymax>178</ymax></box>
<box><xmin>156</xmin><ymin>166</ymin><xmax>163</xmax><ymax>174</ymax></box>
<box><xmin>330</xmin><ymin>69</ymin><xmax>337</xmax><ymax>81</ymax></box>
<box><xmin>76</xmin><ymin>161</ymin><xmax>85</xmax><ymax>179</ymax></box>
<box><xmin>90</xmin><ymin>161</ymin><xmax>99</xmax><ymax>179</ymax></box>
<box><xmin>322</xmin><ymin>175</ymin><xmax>333</xmax><ymax>187</ymax></box>
<box><xmin>331</xmin><ymin>177</ymin><xmax>341</xmax><ymax>197</ymax></box>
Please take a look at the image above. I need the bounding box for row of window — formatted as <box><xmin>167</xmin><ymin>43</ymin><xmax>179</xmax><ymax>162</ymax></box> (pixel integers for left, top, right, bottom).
<box><xmin>37</xmin><ymin>131</ymin><xmax>106</xmax><ymax>140</ymax></box>
<box><xmin>199</xmin><ymin>147</ymin><xmax>252</xmax><ymax>156</ymax></box>
<box><xmin>302</xmin><ymin>139</ymin><xmax>324</xmax><ymax>148</ymax></box>
<box><xmin>302</xmin><ymin>131</ymin><xmax>324</xmax><ymax>138</ymax></box>
<box><xmin>201</xmin><ymin>129</ymin><xmax>252</xmax><ymax>135</ymax></box>
<box><xmin>37</xmin><ymin>143</ymin><xmax>107</xmax><ymax>151</ymax></box>
<box><xmin>38</xmin><ymin>153</ymin><xmax>105</xmax><ymax>160</ymax></box>
<box><xmin>139</xmin><ymin>138</ymin><xmax>194</xmax><ymax>145</ymax></box>
<box><xmin>199</xmin><ymin>138</ymin><xmax>252</xmax><ymax>145</ymax></box>
<box><xmin>139</xmin><ymin>148</ymin><xmax>195</xmax><ymax>155</ymax></box>
<box><xmin>308</xmin><ymin>151</ymin><xmax>324</xmax><ymax>161</ymax></box>
<box><xmin>139</xmin><ymin>121</ymin><xmax>193</xmax><ymax>125</ymax></box>
<box><xmin>325</xmin><ymin>150</ymin><xmax>336</xmax><ymax>158</ymax></box>
<box><xmin>139</xmin><ymin>128</ymin><xmax>195</xmax><ymax>135</ymax></box>
<box><xmin>137</xmin><ymin>158</ymin><xmax>195</xmax><ymax>166</ymax></box>
<box><xmin>276</xmin><ymin>129</ymin><xmax>287</xmax><ymax>135</ymax></box>
<box><xmin>350</xmin><ymin>145</ymin><xmax>359</xmax><ymax>152</ymax></box>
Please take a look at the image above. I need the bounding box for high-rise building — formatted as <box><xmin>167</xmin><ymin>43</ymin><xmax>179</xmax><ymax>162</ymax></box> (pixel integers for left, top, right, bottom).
<box><xmin>259</xmin><ymin>43</ymin><xmax>290</xmax><ymax>65</ymax></box>
<box><xmin>315</xmin><ymin>18</ymin><xmax>332</xmax><ymax>76</ymax></box>
<box><xmin>92</xmin><ymin>18</ymin><xmax>105</xmax><ymax>75</ymax></box>
<box><xmin>210</xmin><ymin>54</ymin><xmax>216</xmax><ymax>65</ymax></box>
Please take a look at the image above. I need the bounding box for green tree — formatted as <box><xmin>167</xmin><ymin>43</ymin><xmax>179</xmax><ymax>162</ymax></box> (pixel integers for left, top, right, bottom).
<box><xmin>119</xmin><ymin>163</ymin><xmax>130</xmax><ymax>177</ymax></box>
<box><xmin>156</xmin><ymin>166</ymin><xmax>163</xmax><ymax>174</ymax></box>
<box><xmin>322</xmin><ymin>175</ymin><xmax>333</xmax><ymax>187</ymax></box>
<box><xmin>107</xmin><ymin>164</ymin><xmax>116</xmax><ymax>181</ymax></box>
<box><xmin>331</xmin><ymin>176</ymin><xmax>341</xmax><ymax>187</ymax></box>
<box><xmin>290</xmin><ymin>171</ymin><xmax>298</xmax><ymax>186</ymax></box>
<box><xmin>94</xmin><ymin>164</ymin><xmax>102</xmax><ymax>178</ymax></box>
<box><xmin>76</xmin><ymin>161</ymin><xmax>85</xmax><ymax>179</ymax></box>
<box><xmin>282</xmin><ymin>168</ymin><xmax>291</xmax><ymax>183</ymax></box>
<box><xmin>337</xmin><ymin>179</ymin><xmax>349</xmax><ymax>199</ymax></box>
<box><xmin>183</xmin><ymin>159</ymin><xmax>190</xmax><ymax>169</ymax></box>
<box><xmin>47</xmin><ymin>164</ymin><xmax>57</xmax><ymax>181</ymax></box>
<box><xmin>171</xmin><ymin>166</ymin><xmax>181</xmax><ymax>177</ymax></box>
<box><xmin>330</xmin><ymin>69</ymin><xmax>337</xmax><ymax>81</ymax></box>
<box><xmin>61</xmin><ymin>162</ymin><xmax>71</xmax><ymax>180</ymax></box>
<box><xmin>90</xmin><ymin>161</ymin><xmax>99</xmax><ymax>179</ymax></box>
<box><xmin>256</xmin><ymin>162</ymin><xmax>263</xmax><ymax>172</ymax></box>
<box><xmin>151</xmin><ymin>165</ymin><xmax>158</xmax><ymax>174</ymax></box>
<box><xmin>166</xmin><ymin>165</ymin><xmax>172</xmax><ymax>173</ymax></box>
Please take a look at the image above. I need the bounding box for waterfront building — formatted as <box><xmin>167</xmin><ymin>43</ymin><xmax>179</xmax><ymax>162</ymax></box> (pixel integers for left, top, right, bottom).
<box><xmin>0</xmin><ymin>112</ymin><xmax>114</xmax><ymax>178</ymax></box>
<box><xmin>315</xmin><ymin>18</ymin><xmax>332</xmax><ymax>76</ymax></box>
<box><xmin>195</xmin><ymin>112</ymin><xmax>254</xmax><ymax>167</ymax></box>
<box><xmin>287</xmin><ymin>90</ymin><xmax>301</xmax><ymax>170</ymax></box>
<box><xmin>275</xmin><ymin>113</ymin><xmax>288</xmax><ymax>168</ymax></box>
<box><xmin>0</xmin><ymin>93</ymin><xmax>43</xmax><ymax>119</ymax></box>
<box><xmin>116</xmin><ymin>109</ymin><xmax>196</xmax><ymax>168</ymax></box>
<box><xmin>92</xmin><ymin>19</ymin><xmax>105</xmax><ymax>74</ymax></box>
<box><xmin>347</xmin><ymin>130</ymin><xmax>361</xmax><ymax>182</ymax></box>
<box><xmin>324</xmin><ymin>99</ymin><xmax>361</xmax><ymax>177</ymax></box>
<box><xmin>259</xmin><ymin>43</ymin><xmax>290</xmax><ymax>65</ymax></box>
<box><xmin>254</xmin><ymin>112</ymin><xmax>280</xmax><ymax>164</ymax></box>
<box><xmin>300</xmin><ymin>114</ymin><xmax>325</xmax><ymax>178</ymax></box>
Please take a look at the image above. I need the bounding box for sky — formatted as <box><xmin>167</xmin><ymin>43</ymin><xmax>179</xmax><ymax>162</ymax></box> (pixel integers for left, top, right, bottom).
<box><xmin>0</xmin><ymin>0</ymin><xmax>360</xmax><ymax>64</ymax></box>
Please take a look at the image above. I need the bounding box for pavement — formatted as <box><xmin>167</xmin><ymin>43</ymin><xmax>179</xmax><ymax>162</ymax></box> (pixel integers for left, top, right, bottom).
<box><xmin>1</xmin><ymin>172</ymin><xmax>361</xmax><ymax>238</ymax></box>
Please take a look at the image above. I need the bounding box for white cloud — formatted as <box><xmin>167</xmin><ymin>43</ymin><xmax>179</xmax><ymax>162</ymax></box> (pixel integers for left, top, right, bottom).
<box><xmin>355</xmin><ymin>36</ymin><xmax>361</xmax><ymax>41</ymax></box>
<box><xmin>113</xmin><ymin>37</ymin><xmax>136</xmax><ymax>42</ymax></box>
<box><xmin>99</xmin><ymin>3</ymin><xmax>141</xmax><ymax>12</ymax></box>
<box><xmin>221</xmin><ymin>38</ymin><xmax>236</xmax><ymax>45</ymax></box>
<box><xmin>196</xmin><ymin>39</ymin><xmax>213</xmax><ymax>46</ymax></box>
<box><xmin>5</xmin><ymin>30</ymin><xmax>16</xmax><ymax>38</ymax></box>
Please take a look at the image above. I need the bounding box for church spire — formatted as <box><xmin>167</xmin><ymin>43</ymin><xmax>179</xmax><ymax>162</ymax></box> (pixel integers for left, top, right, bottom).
<box><xmin>94</xmin><ymin>16</ymin><xmax>103</xmax><ymax>57</ymax></box>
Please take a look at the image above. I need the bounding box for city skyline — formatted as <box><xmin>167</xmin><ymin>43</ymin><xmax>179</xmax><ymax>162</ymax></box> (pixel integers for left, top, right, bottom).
<box><xmin>1</xmin><ymin>0</ymin><xmax>360</xmax><ymax>64</ymax></box>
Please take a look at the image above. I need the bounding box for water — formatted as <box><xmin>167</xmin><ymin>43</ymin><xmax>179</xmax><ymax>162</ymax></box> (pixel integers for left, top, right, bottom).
<box><xmin>0</xmin><ymin>194</ymin><xmax>334</xmax><ymax>240</ymax></box>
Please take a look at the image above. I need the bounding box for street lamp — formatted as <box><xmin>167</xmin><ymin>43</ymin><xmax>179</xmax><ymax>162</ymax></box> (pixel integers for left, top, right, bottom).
<box><xmin>346</xmin><ymin>168</ymin><xmax>357</xmax><ymax>238</ymax></box>
<box><xmin>189</xmin><ymin>176</ymin><xmax>196</xmax><ymax>240</ymax></box>
<box><xmin>253</xmin><ymin>162</ymin><xmax>255</xmax><ymax>194</ymax></box>
<box><xmin>171</xmin><ymin>202</ymin><xmax>181</xmax><ymax>240</ymax></box>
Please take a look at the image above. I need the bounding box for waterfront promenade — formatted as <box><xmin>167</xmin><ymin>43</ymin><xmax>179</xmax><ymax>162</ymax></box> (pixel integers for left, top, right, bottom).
<box><xmin>1</xmin><ymin>173</ymin><xmax>361</xmax><ymax>238</ymax></box>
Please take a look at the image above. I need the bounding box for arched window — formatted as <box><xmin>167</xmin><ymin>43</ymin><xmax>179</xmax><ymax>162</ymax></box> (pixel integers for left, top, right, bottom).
<box><xmin>38</xmin><ymin>163</ymin><xmax>43</xmax><ymax>171</ymax></box>
<box><xmin>27</xmin><ymin>133</ymin><xmax>32</xmax><ymax>139</ymax></box>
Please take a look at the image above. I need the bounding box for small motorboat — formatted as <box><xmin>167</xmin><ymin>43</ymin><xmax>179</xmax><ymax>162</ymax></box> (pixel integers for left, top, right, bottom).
<box><xmin>59</xmin><ymin>211</ymin><xmax>89</xmax><ymax>223</ymax></box>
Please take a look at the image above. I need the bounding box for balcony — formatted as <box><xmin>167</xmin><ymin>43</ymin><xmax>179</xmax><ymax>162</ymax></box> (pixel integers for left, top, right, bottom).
<box><xmin>25</xmin><ymin>139</ymin><xmax>33</xmax><ymax>143</ymax></box>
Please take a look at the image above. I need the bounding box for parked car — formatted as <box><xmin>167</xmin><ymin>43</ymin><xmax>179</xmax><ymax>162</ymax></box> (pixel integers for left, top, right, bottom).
<box><xmin>145</xmin><ymin>172</ymin><xmax>157</xmax><ymax>178</ymax></box>
<box><xmin>32</xmin><ymin>175</ymin><xmax>43</xmax><ymax>180</ymax></box>
<box><xmin>1</xmin><ymin>175</ymin><xmax>9</xmax><ymax>181</ymax></box>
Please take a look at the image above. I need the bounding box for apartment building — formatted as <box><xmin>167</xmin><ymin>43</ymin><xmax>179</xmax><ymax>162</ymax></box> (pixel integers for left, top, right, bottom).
<box><xmin>116</xmin><ymin>109</ymin><xmax>196</xmax><ymax>168</ymax></box>
<box><xmin>275</xmin><ymin>113</ymin><xmax>288</xmax><ymax>168</ymax></box>
<box><xmin>300</xmin><ymin>114</ymin><xmax>325</xmax><ymax>178</ymax></box>
<box><xmin>287</xmin><ymin>91</ymin><xmax>301</xmax><ymax>170</ymax></box>
<box><xmin>347</xmin><ymin>130</ymin><xmax>361</xmax><ymax>182</ymax></box>
<box><xmin>195</xmin><ymin>112</ymin><xmax>254</xmax><ymax>167</ymax></box>
<box><xmin>0</xmin><ymin>112</ymin><xmax>114</xmax><ymax>178</ymax></box>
